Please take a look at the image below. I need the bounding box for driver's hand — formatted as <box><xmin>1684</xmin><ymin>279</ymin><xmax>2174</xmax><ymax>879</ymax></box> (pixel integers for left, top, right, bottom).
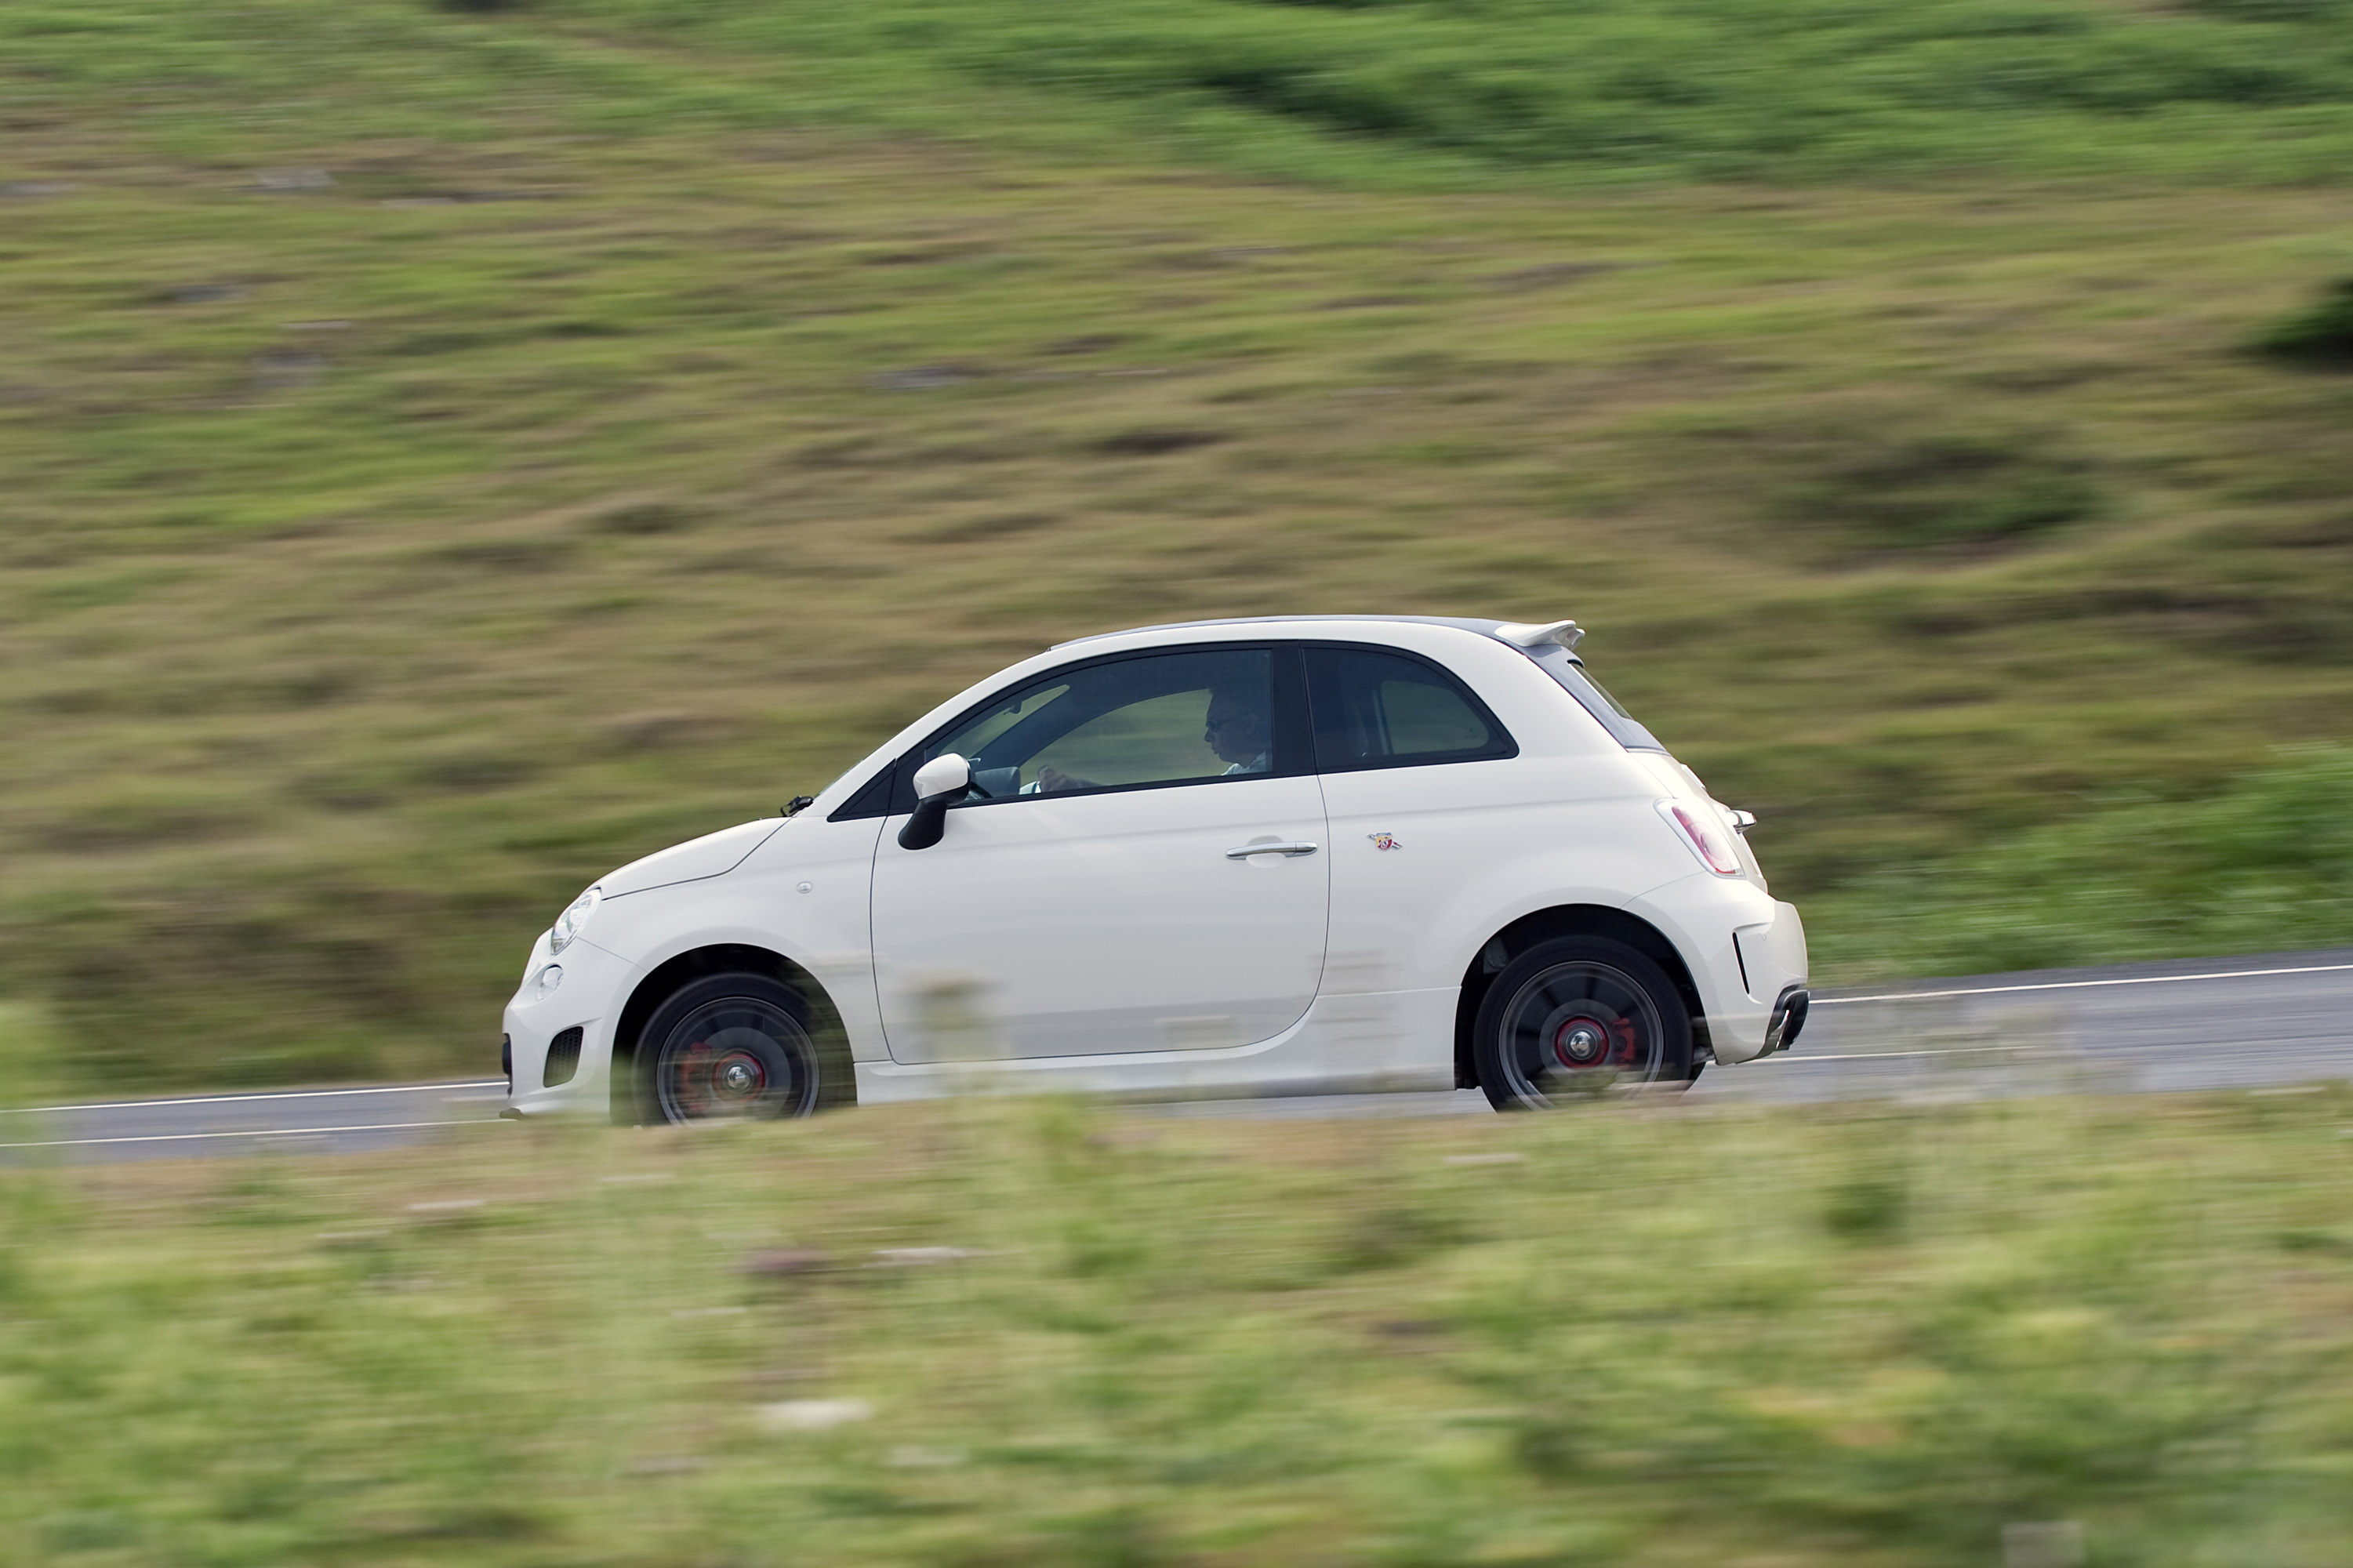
<box><xmin>1036</xmin><ymin>765</ymin><xmax>1080</xmax><ymax>793</ymax></box>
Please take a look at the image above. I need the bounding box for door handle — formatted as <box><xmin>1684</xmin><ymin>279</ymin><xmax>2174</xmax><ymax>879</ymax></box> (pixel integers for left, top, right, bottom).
<box><xmin>1226</xmin><ymin>841</ymin><xmax>1319</xmax><ymax>859</ymax></box>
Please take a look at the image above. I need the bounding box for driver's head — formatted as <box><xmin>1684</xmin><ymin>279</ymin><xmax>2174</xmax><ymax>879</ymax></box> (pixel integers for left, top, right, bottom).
<box><xmin>1203</xmin><ymin>684</ymin><xmax>1269</xmax><ymax>766</ymax></box>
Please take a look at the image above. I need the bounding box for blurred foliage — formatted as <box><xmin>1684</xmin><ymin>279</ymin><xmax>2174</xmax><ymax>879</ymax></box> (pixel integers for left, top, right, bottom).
<box><xmin>2251</xmin><ymin>277</ymin><xmax>2353</xmax><ymax>368</ymax></box>
<box><xmin>1666</xmin><ymin>402</ymin><xmax>2114</xmax><ymax>554</ymax></box>
<box><xmin>2</xmin><ymin>1094</ymin><xmax>2351</xmax><ymax>1563</ymax></box>
<box><xmin>1816</xmin><ymin>745</ymin><xmax>2353</xmax><ymax>978</ymax></box>
<box><xmin>559</xmin><ymin>0</ymin><xmax>2353</xmax><ymax>183</ymax></box>
<box><xmin>9</xmin><ymin>0</ymin><xmax>2353</xmax><ymax>186</ymax></box>
<box><xmin>2</xmin><ymin>1</ymin><xmax>2351</xmax><ymax>1086</ymax></box>
<box><xmin>0</xmin><ymin>1007</ymin><xmax>65</xmax><ymax>1120</ymax></box>
<box><xmin>1783</xmin><ymin>434</ymin><xmax>2103</xmax><ymax>551</ymax></box>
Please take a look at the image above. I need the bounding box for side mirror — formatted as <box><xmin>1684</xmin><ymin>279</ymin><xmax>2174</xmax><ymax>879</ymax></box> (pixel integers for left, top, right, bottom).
<box><xmin>898</xmin><ymin>753</ymin><xmax>973</xmax><ymax>851</ymax></box>
<box><xmin>911</xmin><ymin>753</ymin><xmax>973</xmax><ymax>801</ymax></box>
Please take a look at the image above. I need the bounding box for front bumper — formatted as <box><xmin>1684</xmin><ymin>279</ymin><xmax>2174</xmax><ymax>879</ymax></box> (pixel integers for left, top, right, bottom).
<box><xmin>501</xmin><ymin>935</ymin><xmax>636</xmax><ymax>1117</ymax></box>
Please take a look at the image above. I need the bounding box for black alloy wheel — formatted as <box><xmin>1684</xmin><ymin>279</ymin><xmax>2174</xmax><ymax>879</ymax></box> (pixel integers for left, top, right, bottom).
<box><xmin>640</xmin><ymin>973</ymin><xmax>825</xmax><ymax>1123</ymax></box>
<box><xmin>1472</xmin><ymin>936</ymin><xmax>1694</xmax><ymax>1110</ymax></box>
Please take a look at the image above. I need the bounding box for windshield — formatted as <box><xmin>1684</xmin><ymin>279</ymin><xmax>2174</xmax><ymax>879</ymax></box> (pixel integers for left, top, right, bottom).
<box><xmin>1520</xmin><ymin>645</ymin><xmax>1666</xmax><ymax>752</ymax></box>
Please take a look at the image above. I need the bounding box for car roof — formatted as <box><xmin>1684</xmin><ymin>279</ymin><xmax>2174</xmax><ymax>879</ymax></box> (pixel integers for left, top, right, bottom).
<box><xmin>1055</xmin><ymin>614</ymin><xmax>1548</xmax><ymax>650</ymax></box>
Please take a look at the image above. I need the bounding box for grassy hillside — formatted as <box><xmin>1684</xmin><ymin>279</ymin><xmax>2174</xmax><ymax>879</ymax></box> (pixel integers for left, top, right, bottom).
<box><xmin>3</xmin><ymin>1</ymin><xmax>2351</xmax><ymax>1086</ymax></box>
<box><xmin>6</xmin><ymin>1073</ymin><xmax>2353</xmax><ymax>1565</ymax></box>
<box><xmin>567</xmin><ymin>0</ymin><xmax>2353</xmax><ymax>183</ymax></box>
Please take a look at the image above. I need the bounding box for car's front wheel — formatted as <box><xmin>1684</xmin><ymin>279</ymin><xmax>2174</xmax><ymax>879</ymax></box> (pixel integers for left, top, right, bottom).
<box><xmin>637</xmin><ymin>973</ymin><xmax>835</xmax><ymax>1123</ymax></box>
<box><xmin>1472</xmin><ymin>937</ymin><xmax>1694</xmax><ymax>1110</ymax></box>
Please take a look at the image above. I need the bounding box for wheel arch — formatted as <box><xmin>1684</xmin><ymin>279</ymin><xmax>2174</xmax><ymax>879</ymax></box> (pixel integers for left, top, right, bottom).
<box><xmin>1452</xmin><ymin>905</ymin><xmax>1709</xmax><ymax>1091</ymax></box>
<box><xmin>611</xmin><ymin>943</ymin><xmax>855</xmax><ymax>1123</ymax></box>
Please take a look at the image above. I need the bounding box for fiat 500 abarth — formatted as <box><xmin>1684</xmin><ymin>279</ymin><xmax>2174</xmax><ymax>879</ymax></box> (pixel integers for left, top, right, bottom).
<box><xmin>502</xmin><ymin>615</ymin><xmax>1808</xmax><ymax>1121</ymax></box>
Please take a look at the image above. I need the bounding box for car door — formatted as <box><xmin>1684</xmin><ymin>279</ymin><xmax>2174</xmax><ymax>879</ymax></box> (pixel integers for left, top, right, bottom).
<box><xmin>1305</xmin><ymin>643</ymin><xmax>1527</xmax><ymax>996</ymax></box>
<box><xmin>870</xmin><ymin>645</ymin><xmax>1330</xmax><ymax>1062</ymax></box>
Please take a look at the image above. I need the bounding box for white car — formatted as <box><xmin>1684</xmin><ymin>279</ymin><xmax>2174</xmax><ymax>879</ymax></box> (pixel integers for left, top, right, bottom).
<box><xmin>502</xmin><ymin>615</ymin><xmax>1808</xmax><ymax>1120</ymax></box>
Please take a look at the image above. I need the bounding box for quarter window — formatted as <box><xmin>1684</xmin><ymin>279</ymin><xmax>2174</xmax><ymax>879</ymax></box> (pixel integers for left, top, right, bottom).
<box><xmin>1305</xmin><ymin>646</ymin><xmax>1516</xmax><ymax>771</ymax></box>
<box><xmin>1520</xmin><ymin>644</ymin><xmax>1667</xmax><ymax>752</ymax></box>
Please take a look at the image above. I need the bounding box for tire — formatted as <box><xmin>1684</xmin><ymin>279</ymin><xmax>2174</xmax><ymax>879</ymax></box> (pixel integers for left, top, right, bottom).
<box><xmin>635</xmin><ymin>972</ymin><xmax>844</xmax><ymax>1124</ymax></box>
<box><xmin>1471</xmin><ymin>936</ymin><xmax>1694</xmax><ymax>1111</ymax></box>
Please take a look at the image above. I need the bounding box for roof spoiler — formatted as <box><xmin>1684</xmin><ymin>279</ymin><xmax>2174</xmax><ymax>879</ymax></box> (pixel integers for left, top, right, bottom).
<box><xmin>1494</xmin><ymin>619</ymin><xmax>1582</xmax><ymax>652</ymax></box>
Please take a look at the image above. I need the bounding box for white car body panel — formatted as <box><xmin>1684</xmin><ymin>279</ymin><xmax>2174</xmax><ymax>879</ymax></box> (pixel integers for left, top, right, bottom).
<box><xmin>600</xmin><ymin>818</ymin><xmax>785</xmax><ymax>897</ymax></box>
<box><xmin>499</xmin><ymin>615</ymin><xmax>1809</xmax><ymax>1116</ymax></box>
<box><xmin>871</xmin><ymin>772</ymin><xmax>1330</xmax><ymax>1062</ymax></box>
<box><xmin>502</xmin><ymin>931</ymin><xmax>635</xmax><ymax>1114</ymax></box>
<box><xmin>854</xmin><ymin>985</ymin><xmax>1464</xmax><ymax>1103</ymax></box>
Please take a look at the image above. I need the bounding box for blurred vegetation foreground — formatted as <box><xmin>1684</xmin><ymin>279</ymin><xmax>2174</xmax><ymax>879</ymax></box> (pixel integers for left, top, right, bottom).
<box><xmin>2</xmin><ymin>0</ymin><xmax>2351</xmax><ymax>1087</ymax></box>
<box><xmin>5</xmin><ymin>1080</ymin><xmax>2353</xmax><ymax>1564</ymax></box>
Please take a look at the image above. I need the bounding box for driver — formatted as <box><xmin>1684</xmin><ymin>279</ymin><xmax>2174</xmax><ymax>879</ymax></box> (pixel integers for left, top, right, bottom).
<box><xmin>1030</xmin><ymin>682</ymin><xmax>1270</xmax><ymax>793</ymax></box>
<box><xmin>1203</xmin><ymin>682</ymin><xmax>1271</xmax><ymax>777</ymax></box>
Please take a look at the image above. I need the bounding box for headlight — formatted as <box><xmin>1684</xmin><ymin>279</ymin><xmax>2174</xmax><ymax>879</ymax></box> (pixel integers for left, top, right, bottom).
<box><xmin>548</xmin><ymin>885</ymin><xmax>602</xmax><ymax>955</ymax></box>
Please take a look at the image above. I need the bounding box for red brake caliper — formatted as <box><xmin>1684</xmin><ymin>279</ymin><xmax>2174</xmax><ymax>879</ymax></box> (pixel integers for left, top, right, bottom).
<box><xmin>678</xmin><ymin>1040</ymin><xmax>714</xmax><ymax>1114</ymax></box>
<box><xmin>1609</xmin><ymin>1016</ymin><xmax>1639</xmax><ymax>1066</ymax></box>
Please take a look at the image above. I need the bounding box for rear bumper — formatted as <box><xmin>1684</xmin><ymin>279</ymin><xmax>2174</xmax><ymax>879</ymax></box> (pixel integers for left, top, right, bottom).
<box><xmin>1714</xmin><ymin>902</ymin><xmax>1808</xmax><ymax>1058</ymax></box>
<box><xmin>1637</xmin><ymin>880</ymin><xmax>1809</xmax><ymax>1065</ymax></box>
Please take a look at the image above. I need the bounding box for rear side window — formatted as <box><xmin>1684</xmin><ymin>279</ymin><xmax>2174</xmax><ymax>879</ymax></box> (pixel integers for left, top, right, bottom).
<box><xmin>1305</xmin><ymin>646</ymin><xmax>1516</xmax><ymax>773</ymax></box>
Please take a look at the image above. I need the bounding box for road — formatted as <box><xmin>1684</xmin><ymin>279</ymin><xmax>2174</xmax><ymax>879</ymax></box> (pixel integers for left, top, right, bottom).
<box><xmin>5</xmin><ymin>948</ymin><xmax>2348</xmax><ymax>1162</ymax></box>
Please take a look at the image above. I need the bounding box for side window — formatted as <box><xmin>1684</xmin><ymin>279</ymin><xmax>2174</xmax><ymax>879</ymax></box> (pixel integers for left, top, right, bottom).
<box><xmin>1305</xmin><ymin>646</ymin><xmax>1516</xmax><ymax>772</ymax></box>
<box><xmin>925</xmin><ymin>648</ymin><xmax>1284</xmax><ymax>801</ymax></box>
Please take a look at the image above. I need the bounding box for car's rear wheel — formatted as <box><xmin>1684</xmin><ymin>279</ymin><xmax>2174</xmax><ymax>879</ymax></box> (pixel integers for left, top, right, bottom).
<box><xmin>1472</xmin><ymin>937</ymin><xmax>1694</xmax><ymax>1110</ymax></box>
<box><xmin>638</xmin><ymin>973</ymin><xmax>830</xmax><ymax>1123</ymax></box>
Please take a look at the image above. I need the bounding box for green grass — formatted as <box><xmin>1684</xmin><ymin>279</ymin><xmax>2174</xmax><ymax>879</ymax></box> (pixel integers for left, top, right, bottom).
<box><xmin>31</xmin><ymin>0</ymin><xmax>2353</xmax><ymax>187</ymax></box>
<box><xmin>5</xmin><ymin>1068</ymin><xmax>2353</xmax><ymax>1566</ymax></box>
<box><xmin>1811</xmin><ymin>744</ymin><xmax>2353</xmax><ymax>978</ymax></box>
<box><xmin>561</xmin><ymin>0</ymin><xmax>2353</xmax><ymax>185</ymax></box>
<box><xmin>4</xmin><ymin>2</ymin><xmax>2353</xmax><ymax>1087</ymax></box>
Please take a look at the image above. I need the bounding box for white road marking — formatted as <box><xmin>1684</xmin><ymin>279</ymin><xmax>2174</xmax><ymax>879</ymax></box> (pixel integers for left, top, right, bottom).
<box><xmin>1758</xmin><ymin>1046</ymin><xmax>2039</xmax><ymax>1064</ymax></box>
<box><xmin>3</xmin><ymin>1080</ymin><xmax>507</xmax><ymax>1116</ymax></box>
<box><xmin>0</xmin><ymin>1118</ymin><xmax>496</xmax><ymax>1150</ymax></box>
<box><xmin>1817</xmin><ymin>962</ymin><xmax>2353</xmax><ymax>1007</ymax></box>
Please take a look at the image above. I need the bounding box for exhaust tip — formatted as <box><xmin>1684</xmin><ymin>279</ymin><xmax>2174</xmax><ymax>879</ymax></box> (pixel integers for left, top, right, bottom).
<box><xmin>1763</xmin><ymin>985</ymin><xmax>1810</xmax><ymax>1054</ymax></box>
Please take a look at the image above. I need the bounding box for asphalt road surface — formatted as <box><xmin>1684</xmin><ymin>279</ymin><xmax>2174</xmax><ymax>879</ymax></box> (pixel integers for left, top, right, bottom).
<box><xmin>7</xmin><ymin>948</ymin><xmax>2348</xmax><ymax>1163</ymax></box>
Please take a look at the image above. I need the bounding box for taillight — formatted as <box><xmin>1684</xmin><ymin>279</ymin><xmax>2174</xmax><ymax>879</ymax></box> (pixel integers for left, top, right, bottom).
<box><xmin>1658</xmin><ymin>800</ymin><xmax>1744</xmax><ymax>877</ymax></box>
